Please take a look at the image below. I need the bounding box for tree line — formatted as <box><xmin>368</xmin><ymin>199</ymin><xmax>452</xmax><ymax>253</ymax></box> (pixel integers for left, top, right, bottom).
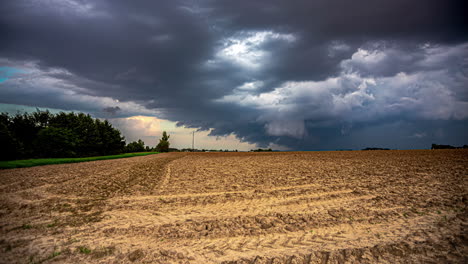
<box><xmin>123</xmin><ymin>131</ymin><xmax>170</xmax><ymax>153</ymax></box>
<box><xmin>431</xmin><ymin>144</ymin><xmax>468</xmax><ymax>149</ymax></box>
<box><xmin>0</xmin><ymin>110</ymin><xmax>171</xmax><ymax>161</ymax></box>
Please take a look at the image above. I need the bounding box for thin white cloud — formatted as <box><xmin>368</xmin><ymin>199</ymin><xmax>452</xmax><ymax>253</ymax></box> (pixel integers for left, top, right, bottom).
<box><xmin>20</xmin><ymin>0</ymin><xmax>109</xmax><ymax>18</ymax></box>
<box><xmin>410</xmin><ymin>132</ymin><xmax>427</xmax><ymax>138</ymax></box>
<box><xmin>237</xmin><ymin>81</ymin><xmax>264</xmax><ymax>90</ymax></box>
<box><xmin>328</xmin><ymin>41</ymin><xmax>351</xmax><ymax>57</ymax></box>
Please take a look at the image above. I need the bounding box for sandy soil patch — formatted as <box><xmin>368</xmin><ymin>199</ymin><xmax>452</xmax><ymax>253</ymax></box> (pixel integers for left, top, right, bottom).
<box><xmin>0</xmin><ymin>150</ymin><xmax>467</xmax><ymax>263</ymax></box>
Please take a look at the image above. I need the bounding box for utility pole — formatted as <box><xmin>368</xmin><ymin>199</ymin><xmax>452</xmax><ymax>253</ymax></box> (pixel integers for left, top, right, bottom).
<box><xmin>192</xmin><ymin>131</ymin><xmax>194</xmax><ymax>151</ymax></box>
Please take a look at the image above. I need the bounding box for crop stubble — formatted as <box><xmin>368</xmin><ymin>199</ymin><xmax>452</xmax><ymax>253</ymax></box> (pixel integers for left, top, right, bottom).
<box><xmin>0</xmin><ymin>150</ymin><xmax>466</xmax><ymax>263</ymax></box>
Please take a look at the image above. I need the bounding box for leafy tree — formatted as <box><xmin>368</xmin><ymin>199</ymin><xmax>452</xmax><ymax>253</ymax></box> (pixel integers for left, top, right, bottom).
<box><xmin>0</xmin><ymin>110</ymin><xmax>126</xmax><ymax>160</ymax></box>
<box><xmin>95</xmin><ymin>119</ymin><xmax>125</xmax><ymax>155</ymax></box>
<box><xmin>155</xmin><ymin>131</ymin><xmax>170</xmax><ymax>152</ymax></box>
<box><xmin>0</xmin><ymin>114</ymin><xmax>23</xmax><ymax>160</ymax></box>
<box><xmin>32</xmin><ymin>109</ymin><xmax>52</xmax><ymax>128</ymax></box>
<box><xmin>125</xmin><ymin>139</ymin><xmax>146</xmax><ymax>153</ymax></box>
<box><xmin>75</xmin><ymin>113</ymin><xmax>100</xmax><ymax>156</ymax></box>
<box><xmin>10</xmin><ymin>113</ymin><xmax>40</xmax><ymax>157</ymax></box>
<box><xmin>35</xmin><ymin>127</ymin><xmax>78</xmax><ymax>158</ymax></box>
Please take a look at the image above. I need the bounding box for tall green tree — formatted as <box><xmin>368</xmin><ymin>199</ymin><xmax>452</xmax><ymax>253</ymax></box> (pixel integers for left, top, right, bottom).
<box><xmin>95</xmin><ymin>119</ymin><xmax>125</xmax><ymax>155</ymax></box>
<box><xmin>0</xmin><ymin>110</ymin><xmax>126</xmax><ymax>160</ymax></box>
<box><xmin>155</xmin><ymin>131</ymin><xmax>170</xmax><ymax>152</ymax></box>
<box><xmin>0</xmin><ymin>113</ymin><xmax>23</xmax><ymax>160</ymax></box>
<box><xmin>125</xmin><ymin>139</ymin><xmax>146</xmax><ymax>153</ymax></box>
<box><xmin>10</xmin><ymin>113</ymin><xmax>40</xmax><ymax>157</ymax></box>
<box><xmin>35</xmin><ymin>127</ymin><xmax>78</xmax><ymax>158</ymax></box>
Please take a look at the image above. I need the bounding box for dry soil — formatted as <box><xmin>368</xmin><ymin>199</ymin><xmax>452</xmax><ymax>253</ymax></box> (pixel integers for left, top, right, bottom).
<box><xmin>0</xmin><ymin>150</ymin><xmax>467</xmax><ymax>263</ymax></box>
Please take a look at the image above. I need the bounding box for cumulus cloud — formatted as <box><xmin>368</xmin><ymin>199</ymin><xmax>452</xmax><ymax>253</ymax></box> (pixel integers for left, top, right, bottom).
<box><xmin>108</xmin><ymin>116</ymin><xmax>161</xmax><ymax>144</ymax></box>
<box><xmin>214</xmin><ymin>42</ymin><xmax>468</xmax><ymax>148</ymax></box>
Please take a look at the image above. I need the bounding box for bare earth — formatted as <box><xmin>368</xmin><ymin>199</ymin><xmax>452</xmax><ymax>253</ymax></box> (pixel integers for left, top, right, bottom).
<box><xmin>0</xmin><ymin>150</ymin><xmax>467</xmax><ymax>263</ymax></box>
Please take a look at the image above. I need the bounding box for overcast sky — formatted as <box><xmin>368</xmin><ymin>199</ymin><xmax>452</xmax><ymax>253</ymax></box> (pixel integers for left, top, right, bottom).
<box><xmin>1</xmin><ymin>0</ymin><xmax>467</xmax><ymax>150</ymax></box>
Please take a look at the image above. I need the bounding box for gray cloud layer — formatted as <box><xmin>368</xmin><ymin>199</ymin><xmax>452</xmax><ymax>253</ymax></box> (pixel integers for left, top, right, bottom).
<box><xmin>1</xmin><ymin>0</ymin><xmax>467</xmax><ymax>149</ymax></box>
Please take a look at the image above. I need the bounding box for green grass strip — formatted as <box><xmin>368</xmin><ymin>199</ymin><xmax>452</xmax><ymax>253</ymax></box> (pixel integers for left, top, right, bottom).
<box><xmin>0</xmin><ymin>152</ymin><xmax>159</xmax><ymax>169</ymax></box>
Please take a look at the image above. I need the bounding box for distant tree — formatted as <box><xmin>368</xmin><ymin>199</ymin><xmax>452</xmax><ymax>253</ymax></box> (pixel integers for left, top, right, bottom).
<box><xmin>125</xmin><ymin>139</ymin><xmax>146</xmax><ymax>153</ymax></box>
<box><xmin>155</xmin><ymin>131</ymin><xmax>170</xmax><ymax>152</ymax></box>
<box><xmin>251</xmin><ymin>148</ymin><xmax>273</xmax><ymax>152</ymax></box>
<box><xmin>431</xmin><ymin>144</ymin><xmax>456</xmax><ymax>150</ymax></box>
<box><xmin>362</xmin><ymin>147</ymin><xmax>390</xmax><ymax>151</ymax></box>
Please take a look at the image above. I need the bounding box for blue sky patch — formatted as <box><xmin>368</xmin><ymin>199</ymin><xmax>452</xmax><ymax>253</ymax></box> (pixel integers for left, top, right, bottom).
<box><xmin>0</xmin><ymin>67</ymin><xmax>26</xmax><ymax>83</ymax></box>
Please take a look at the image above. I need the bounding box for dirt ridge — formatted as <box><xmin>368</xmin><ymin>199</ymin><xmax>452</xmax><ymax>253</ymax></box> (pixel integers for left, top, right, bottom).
<box><xmin>0</xmin><ymin>150</ymin><xmax>467</xmax><ymax>263</ymax></box>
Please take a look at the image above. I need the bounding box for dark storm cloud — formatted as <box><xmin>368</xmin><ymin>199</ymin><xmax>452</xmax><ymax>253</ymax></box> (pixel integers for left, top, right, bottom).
<box><xmin>205</xmin><ymin>0</ymin><xmax>467</xmax><ymax>40</ymax></box>
<box><xmin>204</xmin><ymin>0</ymin><xmax>468</xmax><ymax>87</ymax></box>
<box><xmin>0</xmin><ymin>0</ymin><xmax>467</xmax><ymax>149</ymax></box>
<box><xmin>102</xmin><ymin>106</ymin><xmax>121</xmax><ymax>116</ymax></box>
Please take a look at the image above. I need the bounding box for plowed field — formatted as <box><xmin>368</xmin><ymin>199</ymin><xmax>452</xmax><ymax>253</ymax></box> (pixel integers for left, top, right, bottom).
<box><xmin>1</xmin><ymin>150</ymin><xmax>467</xmax><ymax>263</ymax></box>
